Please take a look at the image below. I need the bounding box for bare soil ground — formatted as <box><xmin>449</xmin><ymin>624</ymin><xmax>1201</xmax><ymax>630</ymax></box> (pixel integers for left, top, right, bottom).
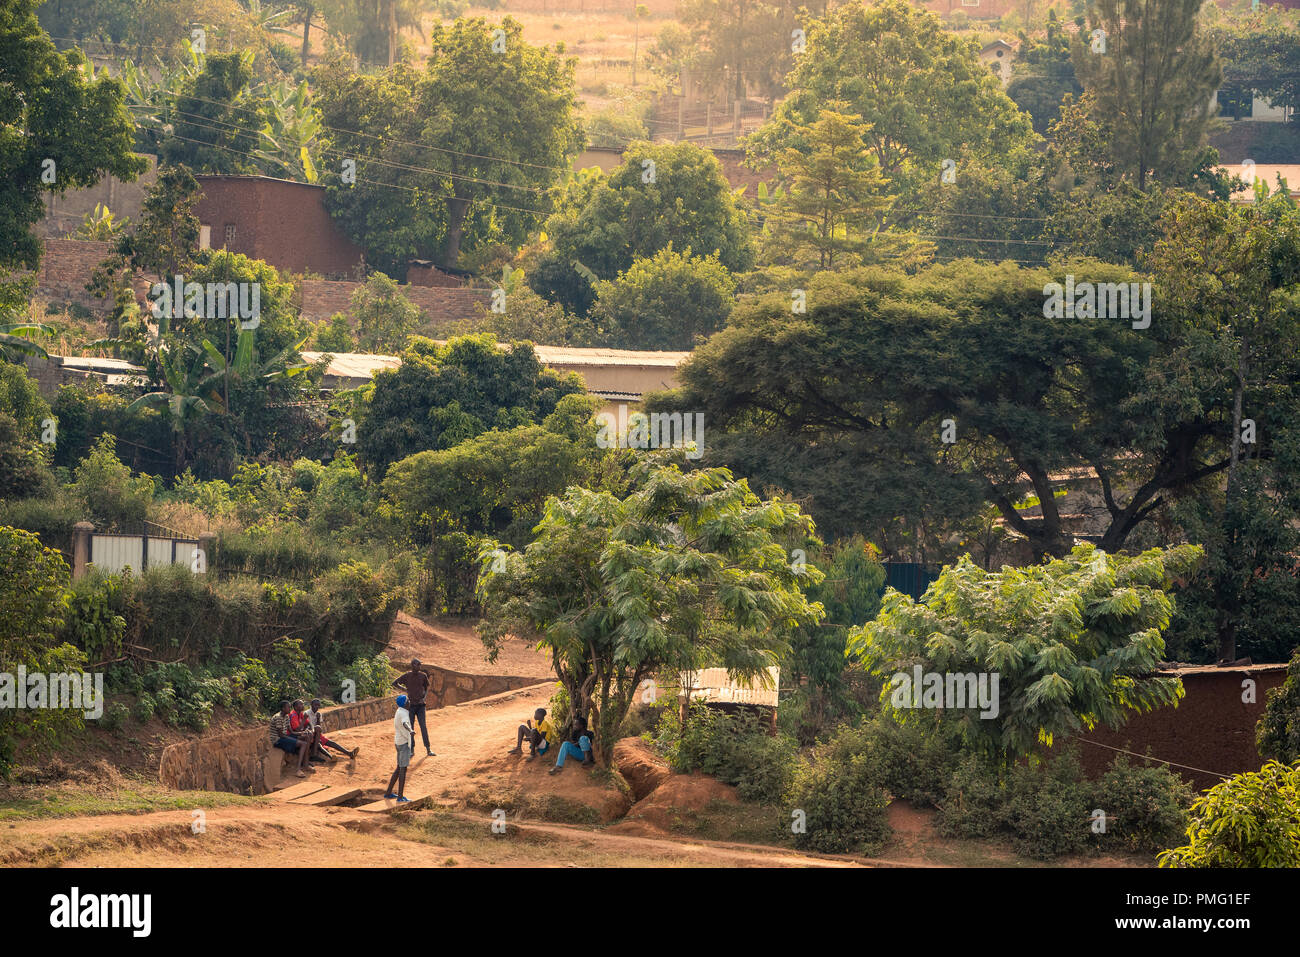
<box><xmin>0</xmin><ymin>616</ymin><xmax>1150</xmax><ymax>868</ymax></box>
<box><xmin>386</xmin><ymin>612</ymin><xmax>552</xmax><ymax>679</ymax></box>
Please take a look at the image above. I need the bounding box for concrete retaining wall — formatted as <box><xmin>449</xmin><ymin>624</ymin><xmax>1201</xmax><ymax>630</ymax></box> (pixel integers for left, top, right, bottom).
<box><xmin>159</xmin><ymin>666</ymin><xmax>548</xmax><ymax>794</ymax></box>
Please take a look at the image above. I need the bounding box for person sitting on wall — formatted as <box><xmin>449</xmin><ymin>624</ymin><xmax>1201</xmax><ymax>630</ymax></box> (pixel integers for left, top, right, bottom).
<box><xmin>289</xmin><ymin>699</ymin><xmax>325</xmax><ymax>763</ymax></box>
<box><xmin>308</xmin><ymin>698</ymin><xmax>359</xmax><ymax>761</ymax></box>
<box><xmin>270</xmin><ymin>700</ymin><xmax>313</xmax><ymax>779</ymax></box>
<box><xmin>549</xmin><ymin>714</ymin><xmax>596</xmax><ymax>775</ymax></box>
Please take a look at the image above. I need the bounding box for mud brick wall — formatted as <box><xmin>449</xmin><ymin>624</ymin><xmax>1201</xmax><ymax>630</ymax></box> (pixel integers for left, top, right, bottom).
<box><xmin>299</xmin><ymin>279</ymin><xmax>491</xmax><ymax>327</ymax></box>
<box><xmin>32</xmin><ymin>239</ymin><xmax>114</xmax><ymax>309</ymax></box>
<box><xmin>194</xmin><ymin>175</ymin><xmax>365</xmax><ymax>278</ymax></box>
<box><xmin>158</xmin><ymin>667</ymin><xmax>547</xmax><ymax>794</ymax></box>
<box><xmin>1073</xmin><ymin>665</ymin><xmax>1287</xmax><ymax>792</ymax></box>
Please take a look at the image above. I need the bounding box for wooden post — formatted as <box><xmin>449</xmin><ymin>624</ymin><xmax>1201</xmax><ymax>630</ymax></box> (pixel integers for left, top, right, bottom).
<box><xmin>706</xmin><ymin>102</ymin><xmax>713</xmax><ymax>135</ymax></box>
<box><xmin>734</xmin><ymin>99</ymin><xmax>741</xmax><ymax>135</ymax></box>
<box><xmin>677</xmin><ymin>97</ymin><xmax>685</xmax><ymax>138</ymax></box>
<box><xmin>72</xmin><ymin>522</ymin><xmax>93</xmax><ymax>579</ymax></box>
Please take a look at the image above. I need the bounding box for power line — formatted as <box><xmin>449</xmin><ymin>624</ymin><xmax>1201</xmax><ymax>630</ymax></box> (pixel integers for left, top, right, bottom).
<box><xmin>151</xmin><ymin>106</ymin><xmax>555</xmax><ymax>195</ymax></box>
<box><xmin>128</xmin><ymin>87</ymin><xmax>580</xmax><ymax>176</ymax></box>
<box><xmin>159</xmin><ymin>131</ymin><xmax>550</xmax><ymax>218</ymax></box>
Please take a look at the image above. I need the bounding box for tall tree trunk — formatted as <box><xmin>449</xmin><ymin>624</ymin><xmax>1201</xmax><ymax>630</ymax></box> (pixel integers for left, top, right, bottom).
<box><xmin>300</xmin><ymin>5</ymin><xmax>313</xmax><ymax>65</ymax></box>
<box><xmin>387</xmin><ymin>0</ymin><xmax>397</xmax><ymax>67</ymax></box>
<box><xmin>1216</xmin><ymin>366</ymin><xmax>1248</xmax><ymax>662</ymax></box>
<box><xmin>441</xmin><ymin>195</ymin><xmax>470</xmax><ymax>268</ymax></box>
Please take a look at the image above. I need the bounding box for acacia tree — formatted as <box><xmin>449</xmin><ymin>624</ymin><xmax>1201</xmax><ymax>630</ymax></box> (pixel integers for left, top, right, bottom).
<box><xmin>848</xmin><ymin>543</ymin><xmax>1202</xmax><ymax>768</ymax></box>
<box><xmin>477</xmin><ymin>459</ymin><xmax>824</xmax><ymax>763</ymax></box>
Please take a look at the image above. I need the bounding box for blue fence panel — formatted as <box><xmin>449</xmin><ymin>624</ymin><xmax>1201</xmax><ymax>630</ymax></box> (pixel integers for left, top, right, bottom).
<box><xmin>881</xmin><ymin>562</ymin><xmax>941</xmax><ymax>603</ymax></box>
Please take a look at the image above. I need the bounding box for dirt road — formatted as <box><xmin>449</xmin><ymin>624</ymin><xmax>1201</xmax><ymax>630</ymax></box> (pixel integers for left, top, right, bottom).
<box><xmin>1</xmin><ymin>682</ymin><xmax>871</xmax><ymax>867</ymax></box>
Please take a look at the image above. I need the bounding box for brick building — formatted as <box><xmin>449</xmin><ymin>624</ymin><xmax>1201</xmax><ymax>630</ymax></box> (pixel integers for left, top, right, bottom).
<box><xmin>194</xmin><ymin>175</ymin><xmax>365</xmax><ymax>279</ymax></box>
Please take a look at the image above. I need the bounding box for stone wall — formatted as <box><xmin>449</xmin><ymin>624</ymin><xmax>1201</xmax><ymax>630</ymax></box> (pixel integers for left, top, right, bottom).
<box><xmin>158</xmin><ymin>665</ymin><xmax>548</xmax><ymax>794</ymax></box>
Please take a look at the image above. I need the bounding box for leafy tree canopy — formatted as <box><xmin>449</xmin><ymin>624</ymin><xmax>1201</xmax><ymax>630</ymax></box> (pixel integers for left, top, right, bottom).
<box><xmin>848</xmin><ymin>543</ymin><xmax>1203</xmax><ymax>765</ymax></box>
<box><xmin>529</xmin><ymin>140</ymin><xmax>755</xmax><ymax>316</ymax></box>
<box><xmin>1</xmin><ymin>0</ymin><xmax>143</xmax><ymax>273</ymax></box>
<box><xmin>316</xmin><ymin>18</ymin><xmax>583</xmax><ymax>274</ymax></box>
<box><xmin>477</xmin><ymin>458</ymin><xmax>824</xmax><ymax>762</ymax></box>
<box><xmin>357</xmin><ymin>333</ymin><xmax>586</xmax><ymax>480</ymax></box>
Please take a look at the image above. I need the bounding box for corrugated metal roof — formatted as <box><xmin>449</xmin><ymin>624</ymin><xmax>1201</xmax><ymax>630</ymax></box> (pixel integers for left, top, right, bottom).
<box><xmin>531</xmin><ymin>345</ymin><xmax>689</xmax><ymax>367</ymax></box>
<box><xmin>55</xmin><ymin>355</ymin><xmax>146</xmax><ymax>373</ymax></box>
<box><xmin>301</xmin><ymin>344</ymin><xmax>689</xmax><ymax>381</ymax></box>
<box><xmin>682</xmin><ymin>666</ymin><xmax>780</xmax><ymax>708</ymax></box>
<box><xmin>300</xmin><ymin>351</ymin><xmax>401</xmax><ymax>380</ymax></box>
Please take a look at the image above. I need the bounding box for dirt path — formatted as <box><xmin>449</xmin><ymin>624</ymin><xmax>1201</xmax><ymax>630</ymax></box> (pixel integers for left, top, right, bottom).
<box><xmin>0</xmin><ymin>797</ymin><xmax>869</xmax><ymax>869</ymax></box>
<box><xmin>299</xmin><ymin>682</ymin><xmax>557</xmax><ymax>799</ymax></box>
<box><xmin>0</xmin><ymin>680</ymin><xmax>880</xmax><ymax>868</ymax></box>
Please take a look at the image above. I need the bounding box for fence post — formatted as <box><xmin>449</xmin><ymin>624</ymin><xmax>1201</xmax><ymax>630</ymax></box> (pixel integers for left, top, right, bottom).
<box><xmin>72</xmin><ymin>521</ymin><xmax>94</xmax><ymax>578</ymax></box>
<box><xmin>198</xmin><ymin>532</ymin><xmax>216</xmax><ymax>577</ymax></box>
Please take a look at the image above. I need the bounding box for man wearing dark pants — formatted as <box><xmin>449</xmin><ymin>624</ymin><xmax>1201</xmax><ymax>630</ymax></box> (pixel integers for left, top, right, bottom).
<box><xmin>393</xmin><ymin>658</ymin><xmax>435</xmax><ymax>757</ymax></box>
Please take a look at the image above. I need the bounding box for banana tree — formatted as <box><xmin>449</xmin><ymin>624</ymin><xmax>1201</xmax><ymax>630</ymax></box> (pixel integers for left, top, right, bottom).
<box><xmin>253</xmin><ymin>78</ymin><xmax>323</xmax><ymax>182</ymax></box>
<box><xmin>127</xmin><ymin>334</ymin><xmax>226</xmax><ymax>472</ymax></box>
<box><xmin>199</xmin><ymin>327</ymin><xmax>312</xmax><ymax>452</ymax></box>
<box><xmin>0</xmin><ymin>322</ymin><xmax>51</xmax><ymax>363</ymax></box>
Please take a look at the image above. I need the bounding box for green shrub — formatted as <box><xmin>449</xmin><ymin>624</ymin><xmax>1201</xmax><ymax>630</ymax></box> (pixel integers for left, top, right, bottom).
<box><xmin>1000</xmin><ymin>749</ymin><xmax>1093</xmax><ymax>860</ymax></box>
<box><xmin>786</xmin><ymin>723</ymin><xmax>891</xmax><ymax>855</ymax></box>
<box><xmin>333</xmin><ymin>652</ymin><xmax>394</xmax><ymax>703</ymax></box>
<box><xmin>61</xmin><ymin>570</ymin><xmax>129</xmax><ymax>662</ymax></box>
<box><xmin>100</xmin><ymin>701</ymin><xmax>130</xmax><ymax>733</ymax></box>
<box><xmin>132</xmin><ymin>693</ymin><xmax>155</xmax><ymax>723</ymax></box>
<box><xmin>1159</xmin><ymin>761</ymin><xmax>1300</xmax><ymax>868</ymax></box>
<box><xmin>1095</xmin><ymin>756</ymin><xmax>1194</xmax><ymax>855</ymax></box>
<box><xmin>0</xmin><ymin>526</ymin><xmax>85</xmax><ymax>778</ymax></box>
<box><xmin>654</xmin><ymin>703</ymin><xmax>797</xmax><ymax>805</ymax></box>
<box><xmin>1257</xmin><ymin>649</ymin><xmax>1300</xmax><ymax>764</ymax></box>
<box><xmin>936</xmin><ymin>752</ymin><xmax>1005</xmax><ymax>839</ymax></box>
<box><xmin>267</xmin><ymin>638</ymin><xmax>316</xmax><ymax>706</ymax></box>
<box><xmin>0</xmin><ymin>496</ymin><xmax>75</xmax><ymax>559</ymax></box>
<box><xmin>72</xmin><ymin>434</ymin><xmax>156</xmax><ymax>530</ymax></box>
<box><xmin>860</xmin><ymin>712</ymin><xmax>961</xmax><ymax>807</ymax></box>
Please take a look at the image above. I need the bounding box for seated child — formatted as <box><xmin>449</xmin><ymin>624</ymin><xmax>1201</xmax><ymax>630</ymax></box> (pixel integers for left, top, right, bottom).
<box><xmin>308</xmin><ymin>698</ymin><xmax>359</xmax><ymax>761</ymax></box>
<box><xmin>549</xmin><ymin>714</ymin><xmax>595</xmax><ymax>774</ymax></box>
<box><xmin>509</xmin><ymin>707</ymin><xmax>556</xmax><ymax>761</ymax></box>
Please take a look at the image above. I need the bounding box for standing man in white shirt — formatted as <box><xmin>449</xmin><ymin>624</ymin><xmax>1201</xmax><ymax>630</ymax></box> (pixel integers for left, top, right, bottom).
<box><xmin>385</xmin><ymin>694</ymin><xmax>413</xmax><ymax>803</ymax></box>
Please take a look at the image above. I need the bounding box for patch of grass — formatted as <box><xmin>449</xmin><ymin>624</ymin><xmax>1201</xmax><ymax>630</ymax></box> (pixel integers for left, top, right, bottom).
<box><xmin>0</xmin><ymin>786</ymin><xmax>260</xmax><ymax>822</ymax></box>
<box><xmin>398</xmin><ymin>809</ymin><xmax>698</xmax><ymax>867</ymax></box>
<box><xmin>678</xmin><ymin>800</ymin><xmax>788</xmax><ymax>846</ymax></box>
<box><xmin>460</xmin><ymin>784</ymin><xmax>602</xmax><ymax>826</ymax></box>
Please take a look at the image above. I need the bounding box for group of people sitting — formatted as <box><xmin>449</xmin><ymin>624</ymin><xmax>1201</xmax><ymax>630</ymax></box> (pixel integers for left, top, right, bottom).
<box><xmin>269</xmin><ymin>698</ymin><xmax>359</xmax><ymax>779</ymax></box>
<box><xmin>510</xmin><ymin>707</ymin><xmax>595</xmax><ymax>774</ymax></box>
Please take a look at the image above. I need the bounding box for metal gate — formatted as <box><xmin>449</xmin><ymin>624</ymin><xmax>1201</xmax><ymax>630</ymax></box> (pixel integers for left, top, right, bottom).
<box><xmin>89</xmin><ymin>533</ymin><xmax>200</xmax><ymax>575</ymax></box>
